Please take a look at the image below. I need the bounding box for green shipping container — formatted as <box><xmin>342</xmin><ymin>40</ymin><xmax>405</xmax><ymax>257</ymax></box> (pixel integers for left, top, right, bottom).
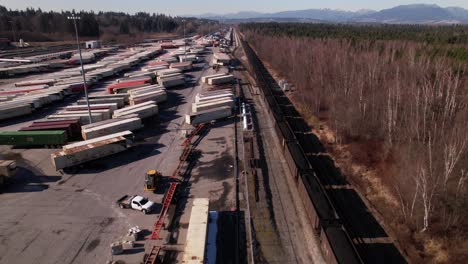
<box><xmin>0</xmin><ymin>131</ymin><xmax>68</xmax><ymax>146</ymax></box>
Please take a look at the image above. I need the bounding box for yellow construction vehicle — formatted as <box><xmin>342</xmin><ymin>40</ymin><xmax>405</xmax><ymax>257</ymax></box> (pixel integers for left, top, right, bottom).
<box><xmin>145</xmin><ymin>170</ymin><xmax>162</xmax><ymax>191</ymax></box>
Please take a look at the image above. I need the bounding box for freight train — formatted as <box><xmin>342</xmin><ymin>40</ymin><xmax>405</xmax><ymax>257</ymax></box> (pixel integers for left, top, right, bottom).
<box><xmin>240</xmin><ymin>38</ymin><xmax>406</xmax><ymax>264</ymax></box>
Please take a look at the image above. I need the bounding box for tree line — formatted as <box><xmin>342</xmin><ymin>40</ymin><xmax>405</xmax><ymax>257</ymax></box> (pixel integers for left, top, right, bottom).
<box><xmin>0</xmin><ymin>5</ymin><xmax>217</xmax><ymax>41</ymax></box>
<box><xmin>240</xmin><ymin>22</ymin><xmax>468</xmax><ymax>62</ymax></box>
<box><xmin>240</xmin><ymin>23</ymin><xmax>467</xmax><ymax>262</ymax></box>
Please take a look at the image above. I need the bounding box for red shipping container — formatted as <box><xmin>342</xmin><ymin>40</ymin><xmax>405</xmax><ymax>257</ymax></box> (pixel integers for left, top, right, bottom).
<box><xmin>147</xmin><ymin>61</ymin><xmax>169</xmax><ymax>67</ymax></box>
<box><xmin>20</xmin><ymin>124</ymin><xmax>78</xmax><ymax>138</ymax></box>
<box><xmin>30</xmin><ymin>120</ymin><xmax>81</xmax><ymax>135</ymax></box>
<box><xmin>0</xmin><ymin>88</ymin><xmax>43</xmax><ymax>95</ymax></box>
<box><xmin>161</xmin><ymin>44</ymin><xmax>177</xmax><ymax>49</ymax></box>
<box><xmin>31</xmin><ymin>120</ymin><xmax>80</xmax><ymax>126</ymax></box>
<box><xmin>106</xmin><ymin>78</ymin><xmax>152</xmax><ymax>94</ymax></box>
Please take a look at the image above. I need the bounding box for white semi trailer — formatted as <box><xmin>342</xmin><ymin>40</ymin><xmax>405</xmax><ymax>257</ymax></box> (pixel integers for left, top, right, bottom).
<box><xmin>51</xmin><ymin>131</ymin><xmax>134</xmax><ymax>170</ymax></box>
<box><xmin>185</xmin><ymin>106</ymin><xmax>232</xmax><ymax>125</ymax></box>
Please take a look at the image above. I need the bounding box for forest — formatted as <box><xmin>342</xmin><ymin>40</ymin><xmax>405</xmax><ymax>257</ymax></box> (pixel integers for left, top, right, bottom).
<box><xmin>239</xmin><ymin>23</ymin><xmax>468</xmax><ymax>263</ymax></box>
<box><xmin>0</xmin><ymin>5</ymin><xmax>217</xmax><ymax>42</ymax></box>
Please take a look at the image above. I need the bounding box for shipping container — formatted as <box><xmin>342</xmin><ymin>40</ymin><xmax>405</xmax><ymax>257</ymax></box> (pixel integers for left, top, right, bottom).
<box><xmin>81</xmin><ymin>117</ymin><xmax>142</xmax><ymax>140</ymax></box>
<box><xmin>127</xmin><ymin>85</ymin><xmax>165</xmax><ymax>96</ymax></box>
<box><xmin>201</xmin><ymin>73</ymin><xmax>227</xmax><ymax>83</ymax></box>
<box><xmin>155</xmin><ymin>68</ymin><xmax>182</xmax><ymax>77</ymax></box>
<box><xmin>47</xmin><ymin>112</ymin><xmax>104</xmax><ymax>124</ymax></box>
<box><xmin>51</xmin><ymin>131</ymin><xmax>134</xmax><ymax>170</ymax></box>
<box><xmin>64</xmin><ymin>103</ymin><xmax>118</xmax><ymax>113</ymax></box>
<box><xmin>159</xmin><ymin>76</ymin><xmax>185</xmax><ymax>88</ymax></box>
<box><xmin>0</xmin><ymin>130</ymin><xmax>67</xmax><ymax>146</ymax></box>
<box><xmin>179</xmin><ymin>54</ymin><xmax>198</xmax><ymax>62</ymax></box>
<box><xmin>199</xmin><ymin>89</ymin><xmax>233</xmax><ymax>97</ymax></box>
<box><xmin>81</xmin><ymin>118</ymin><xmax>128</xmax><ymax>130</ymax></box>
<box><xmin>170</xmin><ymin>62</ymin><xmax>193</xmax><ymax>71</ymax></box>
<box><xmin>129</xmin><ymin>90</ymin><xmax>167</xmax><ymax>105</ymax></box>
<box><xmin>146</xmin><ymin>60</ymin><xmax>169</xmax><ymax>67</ymax></box>
<box><xmin>123</xmin><ymin>71</ymin><xmax>156</xmax><ymax>79</ymax></box>
<box><xmin>192</xmin><ymin>98</ymin><xmax>234</xmax><ymax>113</ymax></box>
<box><xmin>76</xmin><ymin>98</ymin><xmax>125</xmax><ymax>108</ymax></box>
<box><xmin>207</xmin><ymin>75</ymin><xmax>234</xmax><ymax>85</ymax></box>
<box><xmin>0</xmin><ymin>104</ymin><xmax>33</xmax><ymax>120</ymax></box>
<box><xmin>183</xmin><ymin>198</ymin><xmax>209</xmax><ymax>264</ymax></box>
<box><xmin>106</xmin><ymin>79</ymin><xmax>153</xmax><ymax>94</ymax></box>
<box><xmin>142</xmin><ymin>65</ymin><xmax>168</xmax><ymax>72</ymax></box>
<box><xmin>0</xmin><ymin>86</ymin><xmax>48</xmax><ymax>95</ymax></box>
<box><xmin>195</xmin><ymin>93</ymin><xmax>233</xmax><ymax>104</ymax></box>
<box><xmin>15</xmin><ymin>79</ymin><xmax>55</xmax><ymax>87</ymax></box>
<box><xmin>112</xmin><ymin>103</ymin><xmax>158</xmax><ymax>119</ymax></box>
<box><xmin>160</xmin><ymin>44</ymin><xmax>177</xmax><ymax>49</ymax></box>
<box><xmin>58</xmin><ymin>109</ymin><xmax>111</xmax><ymax>120</ymax></box>
<box><xmin>185</xmin><ymin>106</ymin><xmax>232</xmax><ymax>125</ymax></box>
<box><xmin>117</xmin><ymin>76</ymin><xmax>153</xmax><ymax>85</ymax></box>
<box><xmin>89</xmin><ymin>93</ymin><xmax>130</xmax><ymax>103</ymax></box>
<box><xmin>31</xmin><ymin>119</ymin><xmax>80</xmax><ymax>127</ymax></box>
<box><xmin>110</xmin><ymin>85</ymin><xmax>148</xmax><ymax>94</ymax></box>
<box><xmin>198</xmin><ymin>90</ymin><xmax>234</xmax><ymax>98</ymax></box>
<box><xmin>19</xmin><ymin>124</ymin><xmax>78</xmax><ymax>139</ymax></box>
<box><xmin>157</xmin><ymin>73</ymin><xmax>184</xmax><ymax>83</ymax></box>
<box><xmin>213</xmin><ymin>52</ymin><xmax>231</xmax><ymax>65</ymax></box>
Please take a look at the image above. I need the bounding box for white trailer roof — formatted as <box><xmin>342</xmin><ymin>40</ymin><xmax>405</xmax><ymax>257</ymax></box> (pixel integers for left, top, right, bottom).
<box><xmin>182</xmin><ymin>198</ymin><xmax>209</xmax><ymax>264</ymax></box>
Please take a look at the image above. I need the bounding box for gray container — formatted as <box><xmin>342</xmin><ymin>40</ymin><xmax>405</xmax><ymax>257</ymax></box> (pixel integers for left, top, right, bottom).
<box><xmin>76</xmin><ymin>98</ymin><xmax>125</xmax><ymax>108</ymax></box>
<box><xmin>185</xmin><ymin>106</ymin><xmax>232</xmax><ymax>125</ymax></box>
<box><xmin>113</xmin><ymin>104</ymin><xmax>158</xmax><ymax>119</ymax></box>
<box><xmin>159</xmin><ymin>76</ymin><xmax>185</xmax><ymax>88</ymax></box>
<box><xmin>0</xmin><ymin>104</ymin><xmax>32</xmax><ymax>120</ymax></box>
<box><xmin>81</xmin><ymin>117</ymin><xmax>142</xmax><ymax>140</ymax></box>
<box><xmin>196</xmin><ymin>93</ymin><xmax>233</xmax><ymax>104</ymax></box>
<box><xmin>192</xmin><ymin>98</ymin><xmax>234</xmax><ymax>113</ymax></box>
<box><xmin>65</xmin><ymin>103</ymin><xmax>119</xmax><ymax>113</ymax></box>
<box><xmin>51</xmin><ymin>131</ymin><xmax>134</xmax><ymax>170</ymax></box>
<box><xmin>129</xmin><ymin>90</ymin><xmax>167</xmax><ymax>105</ymax></box>
<box><xmin>207</xmin><ymin>75</ymin><xmax>234</xmax><ymax>85</ymax></box>
<box><xmin>47</xmin><ymin>113</ymin><xmax>104</xmax><ymax>124</ymax></box>
<box><xmin>201</xmin><ymin>73</ymin><xmax>227</xmax><ymax>83</ymax></box>
<box><xmin>58</xmin><ymin>109</ymin><xmax>111</xmax><ymax>120</ymax></box>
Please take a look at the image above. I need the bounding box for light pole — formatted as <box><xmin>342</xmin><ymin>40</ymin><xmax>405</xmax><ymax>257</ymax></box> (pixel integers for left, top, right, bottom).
<box><xmin>9</xmin><ymin>21</ymin><xmax>17</xmax><ymax>49</ymax></box>
<box><xmin>182</xmin><ymin>19</ymin><xmax>187</xmax><ymax>62</ymax></box>
<box><xmin>67</xmin><ymin>14</ymin><xmax>93</xmax><ymax>124</ymax></box>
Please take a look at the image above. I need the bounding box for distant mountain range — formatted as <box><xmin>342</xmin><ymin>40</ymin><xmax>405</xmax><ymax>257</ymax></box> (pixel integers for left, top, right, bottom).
<box><xmin>194</xmin><ymin>4</ymin><xmax>468</xmax><ymax>24</ymax></box>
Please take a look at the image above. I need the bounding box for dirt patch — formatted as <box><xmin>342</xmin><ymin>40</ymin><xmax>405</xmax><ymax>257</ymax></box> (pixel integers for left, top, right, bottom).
<box><xmin>193</xmin><ymin>151</ymin><xmax>234</xmax><ymax>184</ymax></box>
<box><xmin>209</xmin><ymin>182</ymin><xmax>233</xmax><ymax>211</ymax></box>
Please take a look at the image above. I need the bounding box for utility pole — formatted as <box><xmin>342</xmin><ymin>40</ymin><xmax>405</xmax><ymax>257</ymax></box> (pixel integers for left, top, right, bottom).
<box><xmin>68</xmin><ymin>14</ymin><xmax>93</xmax><ymax>124</ymax></box>
<box><xmin>182</xmin><ymin>19</ymin><xmax>187</xmax><ymax>62</ymax></box>
<box><xmin>9</xmin><ymin>21</ymin><xmax>17</xmax><ymax>49</ymax></box>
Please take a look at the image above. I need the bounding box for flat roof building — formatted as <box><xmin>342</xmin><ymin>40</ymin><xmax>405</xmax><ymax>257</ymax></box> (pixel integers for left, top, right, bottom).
<box><xmin>85</xmin><ymin>40</ymin><xmax>101</xmax><ymax>49</ymax></box>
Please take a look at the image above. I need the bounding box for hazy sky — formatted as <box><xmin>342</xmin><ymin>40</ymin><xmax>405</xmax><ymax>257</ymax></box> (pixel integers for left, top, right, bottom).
<box><xmin>1</xmin><ymin>0</ymin><xmax>467</xmax><ymax>15</ymax></box>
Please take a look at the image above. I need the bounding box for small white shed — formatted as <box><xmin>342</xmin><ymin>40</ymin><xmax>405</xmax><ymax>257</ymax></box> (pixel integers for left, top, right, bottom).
<box><xmin>85</xmin><ymin>40</ymin><xmax>101</xmax><ymax>49</ymax></box>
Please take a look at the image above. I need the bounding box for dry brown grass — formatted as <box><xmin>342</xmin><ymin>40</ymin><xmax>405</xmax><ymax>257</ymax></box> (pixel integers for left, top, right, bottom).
<box><xmin>422</xmin><ymin>237</ymin><xmax>449</xmax><ymax>263</ymax></box>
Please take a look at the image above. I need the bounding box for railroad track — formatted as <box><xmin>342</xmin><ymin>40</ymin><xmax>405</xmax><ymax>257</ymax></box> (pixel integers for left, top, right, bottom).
<box><xmin>238</xmin><ymin>35</ymin><xmax>407</xmax><ymax>264</ymax></box>
<box><xmin>0</xmin><ymin>44</ymin><xmax>75</xmax><ymax>59</ymax></box>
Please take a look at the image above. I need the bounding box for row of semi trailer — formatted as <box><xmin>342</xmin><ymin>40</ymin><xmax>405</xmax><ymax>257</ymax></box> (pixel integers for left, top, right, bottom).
<box><xmin>0</xmin><ymin>36</ymin><xmax>236</xmax><ymax>171</ymax></box>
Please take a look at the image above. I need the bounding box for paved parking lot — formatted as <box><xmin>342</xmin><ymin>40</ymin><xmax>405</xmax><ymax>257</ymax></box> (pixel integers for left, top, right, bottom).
<box><xmin>0</xmin><ymin>47</ymin><xmax>238</xmax><ymax>264</ymax></box>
